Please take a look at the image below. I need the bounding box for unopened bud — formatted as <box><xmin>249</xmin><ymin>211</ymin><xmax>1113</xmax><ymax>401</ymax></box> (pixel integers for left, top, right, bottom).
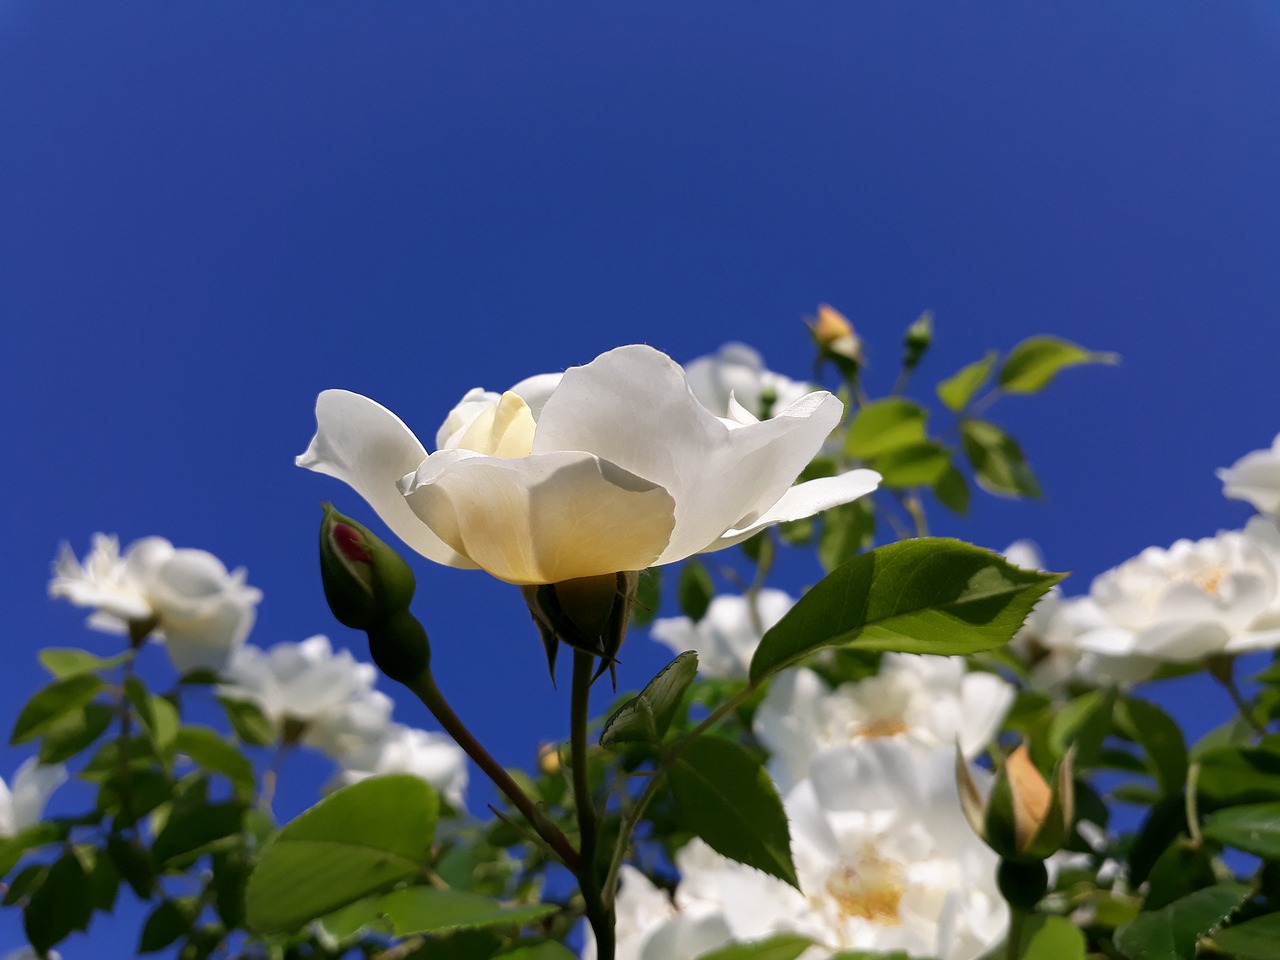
<box><xmin>957</xmin><ymin>744</ymin><xmax>1074</xmax><ymax>863</ymax></box>
<box><xmin>903</xmin><ymin>311</ymin><xmax>933</xmax><ymax>370</ymax></box>
<box><xmin>809</xmin><ymin>304</ymin><xmax>864</xmax><ymax>365</ymax></box>
<box><xmin>367</xmin><ymin>608</ymin><xmax>432</xmax><ymax>684</ymax></box>
<box><xmin>538</xmin><ymin>742</ymin><xmax>562</xmax><ymax>775</ymax></box>
<box><xmin>319</xmin><ymin>503</ymin><xmax>416</xmax><ymax>630</ymax></box>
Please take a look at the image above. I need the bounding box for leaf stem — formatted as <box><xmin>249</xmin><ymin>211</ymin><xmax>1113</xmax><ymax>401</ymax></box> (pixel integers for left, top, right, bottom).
<box><xmin>1208</xmin><ymin>655</ymin><xmax>1267</xmax><ymax>737</ymax></box>
<box><xmin>406</xmin><ymin>670</ymin><xmax>581</xmax><ymax>872</ymax></box>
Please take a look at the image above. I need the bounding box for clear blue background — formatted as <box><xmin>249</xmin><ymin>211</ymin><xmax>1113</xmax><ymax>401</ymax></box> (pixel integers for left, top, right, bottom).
<box><xmin>4</xmin><ymin>2</ymin><xmax>1280</xmax><ymax>955</ymax></box>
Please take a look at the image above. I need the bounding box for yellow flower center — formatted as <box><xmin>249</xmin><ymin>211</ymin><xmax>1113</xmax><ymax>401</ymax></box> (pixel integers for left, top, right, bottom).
<box><xmin>822</xmin><ymin>849</ymin><xmax>906</xmax><ymax>925</ymax></box>
<box><xmin>456</xmin><ymin>392</ymin><xmax>536</xmax><ymax>458</ymax></box>
<box><xmin>858</xmin><ymin>717</ymin><xmax>910</xmax><ymax>740</ymax></box>
<box><xmin>1190</xmin><ymin>566</ymin><xmax>1226</xmax><ymax>595</ymax></box>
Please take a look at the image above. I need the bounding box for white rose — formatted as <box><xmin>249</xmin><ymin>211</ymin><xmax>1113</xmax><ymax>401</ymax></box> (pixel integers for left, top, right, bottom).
<box><xmin>1077</xmin><ymin>530</ymin><xmax>1280</xmax><ymax>664</ymax></box>
<box><xmin>298</xmin><ymin>345</ymin><xmax>878</xmax><ymax>586</ymax></box>
<box><xmin>683</xmin><ymin>342</ymin><xmax>813</xmax><ymax>421</ymax></box>
<box><xmin>1218</xmin><ymin>433</ymin><xmax>1280</xmax><ymax>515</ymax></box>
<box><xmin>650</xmin><ymin>589</ymin><xmax>795</xmax><ymax>680</ymax></box>
<box><xmin>49</xmin><ymin>534</ymin><xmax>261</xmax><ymax>673</ymax></box>
<box><xmin>220</xmin><ymin>636</ymin><xmax>392</xmax><ymax>756</ymax></box>
<box><xmin>672</xmin><ymin>742</ymin><xmax>1007</xmax><ymax>960</ymax></box>
<box><xmin>334</xmin><ymin>723</ymin><xmax>469</xmax><ymax>811</ymax></box>
<box><xmin>754</xmin><ymin>655</ymin><xmax>1014</xmax><ymax>794</ymax></box>
<box><xmin>0</xmin><ymin>758</ymin><xmax>67</xmax><ymax>838</ymax></box>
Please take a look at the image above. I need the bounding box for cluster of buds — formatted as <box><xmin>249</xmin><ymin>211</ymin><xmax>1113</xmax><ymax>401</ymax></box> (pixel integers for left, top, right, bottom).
<box><xmin>319</xmin><ymin>503</ymin><xmax>431</xmax><ymax>684</ymax></box>
<box><xmin>956</xmin><ymin>744</ymin><xmax>1075</xmax><ymax>910</ymax></box>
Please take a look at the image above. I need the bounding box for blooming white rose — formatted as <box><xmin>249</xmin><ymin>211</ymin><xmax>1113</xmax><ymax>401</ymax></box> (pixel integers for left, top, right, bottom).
<box><xmin>1219</xmin><ymin>433</ymin><xmax>1280</xmax><ymax>515</ymax></box>
<box><xmin>1077</xmin><ymin>531</ymin><xmax>1280</xmax><ymax>664</ymax></box>
<box><xmin>333</xmin><ymin>723</ymin><xmax>469</xmax><ymax>811</ymax></box>
<box><xmin>49</xmin><ymin>534</ymin><xmax>261</xmax><ymax>673</ymax></box>
<box><xmin>1005</xmin><ymin>541</ymin><xmax>1155</xmax><ymax>690</ymax></box>
<box><xmin>220</xmin><ymin>636</ymin><xmax>392</xmax><ymax>756</ymax></box>
<box><xmin>683</xmin><ymin>342</ymin><xmax>813</xmax><ymax>421</ymax></box>
<box><xmin>0</xmin><ymin>759</ymin><xmax>67</xmax><ymax>838</ymax></box>
<box><xmin>669</xmin><ymin>742</ymin><xmax>1007</xmax><ymax>960</ymax></box>
<box><xmin>754</xmin><ymin>655</ymin><xmax>1014</xmax><ymax>794</ymax></box>
<box><xmin>298</xmin><ymin>345</ymin><xmax>878</xmax><ymax>586</ymax></box>
<box><xmin>650</xmin><ymin>589</ymin><xmax>795</xmax><ymax>679</ymax></box>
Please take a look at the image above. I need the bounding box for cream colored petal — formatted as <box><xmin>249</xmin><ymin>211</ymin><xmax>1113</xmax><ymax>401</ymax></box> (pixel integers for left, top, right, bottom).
<box><xmin>401</xmin><ymin>449</ymin><xmax>676</xmax><ymax>585</ymax></box>
<box><xmin>534</xmin><ymin>345</ymin><xmax>857</xmax><ymax>563</ymax></box>
<box><xmin>298</xmin><ymin>390</ymin><xmax>476</xmax><ymax>568</ymax></box>
<box><xmin>705</xmin><ymin>470</ymin><xmax>881</xmax><ymax>552</ymax></box>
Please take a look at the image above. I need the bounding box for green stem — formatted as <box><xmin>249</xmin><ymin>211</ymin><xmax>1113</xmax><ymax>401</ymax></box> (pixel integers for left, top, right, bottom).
<box><xmin>406</xmin><ymin>670</ymin><xmax>581</xmax><ymax>872</ymax></box>
<box><xmin>602</xmin><ymin>766</ymin><xmax>668</xmax><ymax>907</ymax></box>
<box><xmin>1186</xmin><ymin>761</ymin><xmax>1204</xmax><ymax>848</ymax></box>
<box><xmin>572</xmin><ymin>651</ymin><xmax>614</xmax><ymax>960</ymax></box>
<box><xmin>1208</xmin><ymin>655</ymin><xmax>1267</xmax><ymax>737</ymax></box>
<box><xmin>1005</xmin><ymin>907</ymin><xmax>1026</xmax><ymax>960</ymax></box>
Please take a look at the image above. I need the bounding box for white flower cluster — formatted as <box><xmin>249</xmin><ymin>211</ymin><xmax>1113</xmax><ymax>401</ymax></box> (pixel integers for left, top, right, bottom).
<box><xmin>220</xmin><ymin>637</ymin><xmax>469</xmax><ymax>810</ymax></box>
<box><xmin>615</xmin><ymin>591</ymin><xmax>1015</xmax><ymax>958</ymax></box>
<box><xmin>0</xmin><ymin>759</ymin><xmax>67</xmax><ymax>839</ymax></box>
<box><xmin>1001</xmin><ymin>431</ymin><xmax>1280</xmax><ymax>690</ymax></box>
<box><xmin>49</xmin><ymin>539</ymin><xmax>468</xmax><ymax>810</ymax></box>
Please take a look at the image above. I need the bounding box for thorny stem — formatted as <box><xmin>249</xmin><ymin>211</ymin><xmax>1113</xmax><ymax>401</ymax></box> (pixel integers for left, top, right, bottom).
<box><xmin>572</xmin><ymin>651</ymin><xmax>614</xmax><ymax>960</ymax></box>
<box><xmin>406</xmin><ymin>670</ymin><xmax>581</xmax><ymax>872</ymax></box>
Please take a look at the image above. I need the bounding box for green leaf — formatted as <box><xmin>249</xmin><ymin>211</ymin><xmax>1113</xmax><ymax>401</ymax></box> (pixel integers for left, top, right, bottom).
<box><xmin>145</xmin><ymin>696</ymin><xmax>181</xmax><ymax>754</ymax></box>
<box><xmin>1197</xmin><ymin>741</ymin><xmax>1280</xmax><ymax>808</ymax></box>
<box><xmin>376</xmin><ymin>886</ymin><xmax>557</xmax><ymax>935</ymax></box>
<box><xmin>678</xmin><ymin>560</ymin><xmax>715</xmax><ymax>622</ymax></box>
<box><xmin>1202</xmin><ymin>802</ymin><xmax>1280</xmax><ymax>859</ymax></box>
<box><xmin>632</xmin><ymin>567</ymin><xmax>662</xmax><ymax>628</ymax></box>
<box><xmin>219</xmin><ymin>697</ymin><xmax>276</xmax><ymax>747</ymax></box>
<box><xmin>38</xmin><ymin>701</ymin><xmax>115</xmax><ymax>764</ymax></box>
<box><xmin>1019</xmin><ymin>915</ymin><xmax>1086</xmax><ymax>960</ymax></box>
<box><xmin>668</xmin><ymin>736</ymin><xmax>797</xmax><ymax>888</ymax></box>
<box><xmin>998</xmin><ymin>335</ymin><xmax>1118</xmax><ymax>394</ymax></box>
<box><xmin>697</xmin><ymin>933</ymin><xmax>813</xmax><ymax>960</ymax></box>
<box><xmin>172</xmin><ymin>725</ymin><xmax>256</xmax><ymax>800</ymax></box>
<box><xmin>1213</xmin><ymin>912</ymin><xmax>1280</xmax><ymax>960</ymax></box>
<box><xmin>139</xmin><ymin>899</ymin><xmax>192</xmax><ymax>953</ymax></box>
<box><xmin>1115</xmin><ymin>697</ymin><xmax>1188</xmax><ymax>795</ymax></box>
<box><xmin>601</xmin><ymin>652</ymin><xmax>699</xmax><ymax>749</ymax></box>
<box><xmin>39</xmin><ymin>647</ymin><xmax>133</xmax><ymax>678</ymax></box>
<box><xmin>1047</xmin><ymin>689</ymin><xmax>1114</xmax><ymax>767</ymax></box>
<box><xmin>960</xmin><ymin>419</ymin><xmax>1042</xmax><ymax>498</ymax></box>
<box><xmin>107</xmin><ymin>834</ymin><xmax>156</xmax><ymax>898</ymax></box>
<box><xmin>750</xmin><ymin>538</ymin><xmax>1062</xmax><ymax>682</ymax></box>
<box><xmin>11</xmin><ymin>674</ymin><xmax>104</xmax><ymax>744</ymax></box>
<box><xmin>937</xmin><ymin>351</ymin><xmax>997</xmax><ymax>412</ymax></box>
<box><xmin>845</xmin><ymin>398</ymin><xmax>927</xmax><ymax>458</ymax></box>
<box><xmin>1115</xmin><ymin>882</ymin><xmax>1250</xmax><ymax>960</ymax></box>
<box><xmin>818</xmin><ymin>500</ymin><xmax>875</xmax><ymax>573</ymax></box>
<box><xmin>24</xmin><ymin>851</ymin><xmax>91</xmax><ymax>953</ymax></box>
<box><xmin>0</xmin><ymin>823</ymin><xmax>64</xmax><ymax>879</ymax></box>
<box><xmin>152</xmin><ymin>800</ymin><xmax>246</xmax><ymax>867</ymax></box>
<box><xmin>873</xmin><ymin>441</ymin><xmax>952</xmax><ymax>488</ymax></box>
<box><xmin>245</xmin><ymin>774</ymin><xmax>440</xmax><ymax>935</ymax></box>
<box><xmin>498</xmin><ymin>944</ymin><xmax>578</xmax><ymax>960</ymax></box>
<box><xmin>932</xmin><ymin>462</ymin><xmax>970</xmax><ymax>515</ymax></box>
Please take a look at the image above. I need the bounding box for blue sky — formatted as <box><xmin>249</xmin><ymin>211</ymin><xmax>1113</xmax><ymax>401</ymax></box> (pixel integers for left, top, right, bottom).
<box><xmin>4</xmin><ymin>3</ymin><xmax>1280</xmax><ymax>955</ymax></box>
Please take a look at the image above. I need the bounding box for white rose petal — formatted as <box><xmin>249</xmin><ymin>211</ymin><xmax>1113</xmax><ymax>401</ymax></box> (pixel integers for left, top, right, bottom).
<box><xmin>335</xmin><ymin>723</ymin><xmax>469</xmax><ymax>811</ymax></box>
<box><xmin>220</xmin><ymin>636</ymin><xmax>392</xmax><ymax>756</ymax></box>
<box><xmin>0</xmin><ymin>759</ymin><xmax>67</xmax><ymax>838</ymax></box>
<box><xmin>683</xmin><ymin>342</ymin><xmax>813</xmax><ymax>422</ymax></box>
<box><xmin>1219</xmin><ymin>433</ymin><xmax>1280</xmax><ymax>515</ymax></box>
<box><xmin>651</xmin><ymin>589</ymin><xmax>795</xmax><ymax>680</ymax></box>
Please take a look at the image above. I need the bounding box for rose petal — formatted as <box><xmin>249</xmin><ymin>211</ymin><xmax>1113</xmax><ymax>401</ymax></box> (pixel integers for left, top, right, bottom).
<box><xmin>401</xmin><ymin>448</ymin><xmax>677</xmax><ymax>584</ymax></box>
<box><xmin>297</xmin><ymin>390</ymin><xmax>475</xmax><ymax>568</ymax></box>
